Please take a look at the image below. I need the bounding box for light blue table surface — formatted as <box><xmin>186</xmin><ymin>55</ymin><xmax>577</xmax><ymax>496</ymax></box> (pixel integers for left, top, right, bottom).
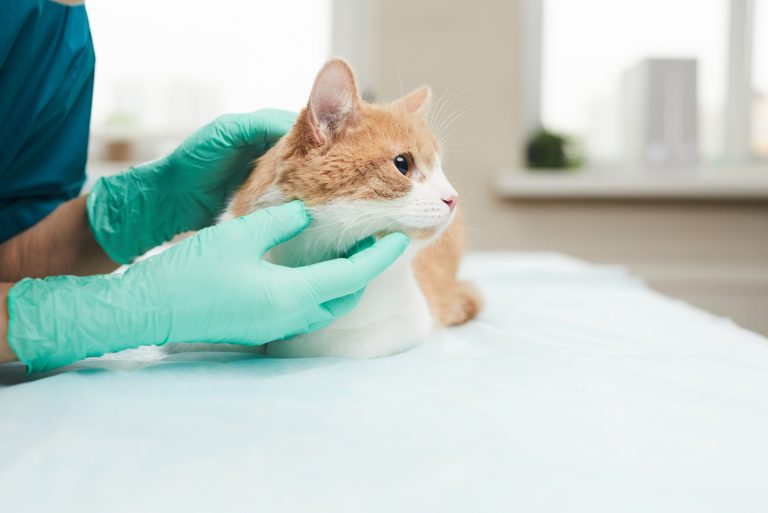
<box><xmin>2</xmin><ymin>253</ymin><xmax>767</xmax><ymax>513</ymax></box>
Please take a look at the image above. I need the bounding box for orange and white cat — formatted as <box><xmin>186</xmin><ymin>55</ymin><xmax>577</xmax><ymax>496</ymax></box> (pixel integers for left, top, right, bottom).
<box><xmin>226</xmin><ymin>59</ymin><xmax>480</xmax><ymax>358</ymax></box>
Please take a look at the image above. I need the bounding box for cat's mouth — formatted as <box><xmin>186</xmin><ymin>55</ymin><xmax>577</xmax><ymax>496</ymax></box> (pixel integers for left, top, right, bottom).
<box><xmin>376</xmin><ymin>206</ymin><xmax>456</xmax><ymax>241</ymax></box>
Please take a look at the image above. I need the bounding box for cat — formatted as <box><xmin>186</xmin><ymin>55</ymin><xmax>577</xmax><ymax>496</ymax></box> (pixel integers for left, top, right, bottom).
<box><xmin>226</xmin><ymin>58</ymin><xmax>481</xmax><ymax>358</ymax></box>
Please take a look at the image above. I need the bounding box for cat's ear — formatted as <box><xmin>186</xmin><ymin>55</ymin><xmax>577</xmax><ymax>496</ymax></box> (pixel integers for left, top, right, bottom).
<box><xmin>306</xmin><ymin>59</ymin><xmax>361</xmax><ymax>146</ymax></box>
<box><xmin>390</xmin><ymin>86</ymin><xmax>432</xmax><ymax>116</ymax></box>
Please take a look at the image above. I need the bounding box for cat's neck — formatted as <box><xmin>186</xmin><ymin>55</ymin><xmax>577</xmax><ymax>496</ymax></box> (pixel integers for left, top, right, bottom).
<box><xmin>268</xmin><ymin>211</ymin><xmax>422</xmax><ymax>269</ymax></box>
<box><xmin>250</xmin><ymin>184</ymin><xmax>411</xmax><ymax>267</ymax></box>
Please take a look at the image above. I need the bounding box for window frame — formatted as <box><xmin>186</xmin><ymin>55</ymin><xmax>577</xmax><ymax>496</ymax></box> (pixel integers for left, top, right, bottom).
<box><xmin>521</xmin><ymin>0</ymin><xmax>758</xmax><ymax>167</ymax></box>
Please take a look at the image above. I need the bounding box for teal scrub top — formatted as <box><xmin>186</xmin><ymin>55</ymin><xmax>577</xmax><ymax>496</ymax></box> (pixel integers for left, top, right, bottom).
<box><xmin>0</xmin><ymin>0</ymin><xmax>95</xmax><ymax>243</ymax></box>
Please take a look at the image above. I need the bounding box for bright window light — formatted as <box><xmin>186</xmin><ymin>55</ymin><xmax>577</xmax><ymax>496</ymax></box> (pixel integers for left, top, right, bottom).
<box><xmin>86</xmin><ymin>1</ymin><xmax>331</xmax><ymax>136</ymax></box>
<box><xmin>541</xmin><ymin>0</ymin><xmax>728</xmax><ymax>164</ymax></box>
<box><xmin>753</xmin><ymin>0</ymin><xmax>768</xmax><ymax>158</ymax></box>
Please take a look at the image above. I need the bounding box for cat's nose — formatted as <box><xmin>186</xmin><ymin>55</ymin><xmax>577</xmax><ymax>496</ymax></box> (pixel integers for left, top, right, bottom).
<box><xmin>442</xmin><ymin>194</ymin><xmax>459</xmax><ymax>211</ymax></box>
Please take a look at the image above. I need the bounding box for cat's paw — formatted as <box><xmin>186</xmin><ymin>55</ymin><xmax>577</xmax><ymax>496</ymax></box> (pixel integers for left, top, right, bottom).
<box><xmin>440</xmin><ymin>281</ymin><xmax>482</xmax><ymax>326</ymax></box>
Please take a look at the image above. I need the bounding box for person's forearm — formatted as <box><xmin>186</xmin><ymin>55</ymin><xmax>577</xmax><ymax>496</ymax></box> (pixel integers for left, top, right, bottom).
<box><xmin>0</xmin><ymin>283</ymin><xmax>17</xmax><ymax>363</ymax></box>
<box><xmin>0</xmin><ymin>196</ymin><xmax>118</xmax><ymax>281</ymax></box>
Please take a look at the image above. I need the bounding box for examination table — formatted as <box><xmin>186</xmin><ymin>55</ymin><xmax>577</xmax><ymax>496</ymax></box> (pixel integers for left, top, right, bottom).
<box><xmin>1</xmin><ymin>253</ymin><xmax>767</xmax><ymax>512</ymax></box>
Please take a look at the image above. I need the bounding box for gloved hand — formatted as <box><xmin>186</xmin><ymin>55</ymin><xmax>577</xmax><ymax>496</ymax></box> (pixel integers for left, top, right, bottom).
<box><xmin>7</xmin><ymin>202</ymin><xmax>409</xmax><ymax>373</ymax></box>
<box><xmin>88</xmin><ymin>109</ymin><xmax>296</xmax><ymax>264</ymax></box>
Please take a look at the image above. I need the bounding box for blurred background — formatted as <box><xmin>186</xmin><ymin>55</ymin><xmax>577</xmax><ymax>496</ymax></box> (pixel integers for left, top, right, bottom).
<box><xmin>85</xmin><ymin>0</ymin><xmax>768</xmax><ymax>334</ymax></box>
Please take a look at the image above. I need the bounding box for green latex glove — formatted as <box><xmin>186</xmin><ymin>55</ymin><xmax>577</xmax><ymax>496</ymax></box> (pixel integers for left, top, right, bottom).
<box><xmin>7</xmin><ymin>202</ymin><xmax>409</xmax><ymax>373</ymax></box>
<box><xmin>88</xmin><ymin>109</ymin><xmax>296</xmax><ymax>264</ymax></box>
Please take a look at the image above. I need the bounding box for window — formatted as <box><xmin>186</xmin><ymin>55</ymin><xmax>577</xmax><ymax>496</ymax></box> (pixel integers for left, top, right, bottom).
<box><xmin>753</xmin><ymin>0</ymin><xmax>768</xmax><ymax>158</ymax></box>
<box><xmin>535</xmin><ymin>0</ymin><xmax>764</xmax><ymax>169</ymax></box>
<box><xmin>86</xmin><ymin>0</ymin><xmax>331</xmax><ymax>163</ymax></box>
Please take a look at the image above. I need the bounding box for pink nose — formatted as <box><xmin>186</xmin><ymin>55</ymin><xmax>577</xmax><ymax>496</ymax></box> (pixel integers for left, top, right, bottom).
<box><xmin>442</xmin><ymin>195</ymin><xmax>459</xmax><ymax>211</ymax></box>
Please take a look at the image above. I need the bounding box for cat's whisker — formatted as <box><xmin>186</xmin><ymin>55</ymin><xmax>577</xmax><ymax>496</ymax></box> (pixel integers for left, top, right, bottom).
<box><xmin>428</xmin><ymin>85</ymin><xmax>467</xmax><ymax>133</ymax></box>
<box><xmin>440</xmin><ymin>138</ymin><xmax>472</xmax><ymax>155</ymax></box>
<box><xmin>439</xmin><ymin>127</ymin><xmax>478</xmax><ymax>149</ymax></box>
<box><xmin>432</xmin><ymin>98</ymin><xmax>467</xmax><ymax>133</ymax></box>
<box><xmin>433</xmin><ymin>106</ymin><xmax>471</xmax><ymax>142</ymax></box>
<box><xmin>430</xmin><ymin>87</ymin><xmax>470</xmax><ymax>142</ymax></box>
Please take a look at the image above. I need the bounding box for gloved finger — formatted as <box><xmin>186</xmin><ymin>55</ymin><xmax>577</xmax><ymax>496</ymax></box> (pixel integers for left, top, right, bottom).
<box><xmin>218</xmin><ymin>109</ymin><xmax>297</xmax><ymax>149</ymax></box>
<box><xmin>344</xmin><ymin>236</ymin><xmax>375</xmax><ymax>257</ymax></box>
<box><xmin>238</xmin><ymin>201</ymin><xmax>311</xmax><ymax>255</ymax></box>
<box><xmin>282</xmin><ymin>316</ymin><xmax>334</xmax><ymax>341</ymax></box>
<box><xmin>321</xmin><ymin>287</ymin><xmax>366</xmax><ymax>318</ymax></box>
<box><xmin>272</xmin><ymin>313</ymin><xmax>333</xmax><ymax>342</ymax></box>
<box><xmin>279</xmin><ymin>288</ymin><xmax>364</xmax><ymax>340</ymax></box>
<box><xmin>265</xmin><ymin>286</ymin><xmax>365</xmax><ymax>344</ymax></box>
<box><xmin>300</xmin><ymin>232</ymin><xmax>409</xmax><ymax>303</ymax></box>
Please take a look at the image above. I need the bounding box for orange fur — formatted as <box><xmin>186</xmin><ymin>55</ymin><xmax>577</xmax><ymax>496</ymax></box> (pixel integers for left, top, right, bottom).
<box><xmin>414</xmin><ymin>209</ymin><xmax>482</xmax><ymax>326</ymax></box>
<box><xmin>231</xmin><ymin>59</ymin><xmax>481</xmax><ymax>327</ymax></box>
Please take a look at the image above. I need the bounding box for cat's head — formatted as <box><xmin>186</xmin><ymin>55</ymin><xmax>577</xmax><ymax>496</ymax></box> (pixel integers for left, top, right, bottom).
<box><xmin>236</xmin><ymin>59</ymin><xmax>459</xmax><ymax>257</ymax></box>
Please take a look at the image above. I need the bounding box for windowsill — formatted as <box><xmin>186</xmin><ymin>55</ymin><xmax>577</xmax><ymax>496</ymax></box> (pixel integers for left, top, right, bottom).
<box><xmin>495</xmin><ymin>167</ymin><xmax>768</xmax><ymax>201</ymax></box>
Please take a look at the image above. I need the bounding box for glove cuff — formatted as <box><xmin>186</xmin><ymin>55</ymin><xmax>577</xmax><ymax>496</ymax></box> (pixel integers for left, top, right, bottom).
<box><xmin>7</xmin><ymin>274</ymin><xmax>151</xmax><ymax>373</ymax></box>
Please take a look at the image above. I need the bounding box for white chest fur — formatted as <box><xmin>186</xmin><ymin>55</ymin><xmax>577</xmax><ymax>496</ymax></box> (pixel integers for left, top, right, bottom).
<box><xmin>264</xmin><ymin>229</ymin><xmax>435</xmax><ymax>359</ymax></box>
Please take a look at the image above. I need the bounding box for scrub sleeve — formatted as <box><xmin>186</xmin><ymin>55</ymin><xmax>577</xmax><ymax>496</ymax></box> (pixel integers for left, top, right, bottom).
<box><xmin>0</xmin><ymin>0</ymin><xmax>95</xmax><ymax>242</ymax></box>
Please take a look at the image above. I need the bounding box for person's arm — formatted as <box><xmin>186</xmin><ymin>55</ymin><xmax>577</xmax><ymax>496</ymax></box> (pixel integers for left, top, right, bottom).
<box><xmin>0</xmin><ymin>283</ymin><xmax>14</xmax><ymax>363</ymax></box>
<box><xmin>0</xmin><ymin>195</ymin><xmax>118</xmax><ymax>364</ymax></box>
<box><xmin>0</xmin><ymin>194</ymin><xmax>115</xmax><ymax>363</ymax></box>
<box><xmin>3</xmin><ymin>202</ymin><xmax>409</xmax><ymax>373</ymax></box>
<box><xmin>0</xmin><ymin>195</ymin><xmax>117</xmax><ymax>363</ymax></box>
<box><xmin>0</xmin><ymin>196</ymin><xmax>117</xmax><ymax>282</ymax></box>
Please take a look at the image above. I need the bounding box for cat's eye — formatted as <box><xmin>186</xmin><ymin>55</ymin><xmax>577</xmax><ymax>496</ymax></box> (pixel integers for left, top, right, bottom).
<box><xmin>393</xmin><ymin>154</ymin><xmax>410</xmax><ymax>175</ymax></box>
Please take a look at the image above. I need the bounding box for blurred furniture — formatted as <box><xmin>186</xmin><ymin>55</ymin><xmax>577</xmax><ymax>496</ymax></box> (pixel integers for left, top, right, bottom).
<box><xmin>622</xmin><ymin>59</ymin><xmax>699</xmax><ymax>169</ymax></box>
<box><xmin>494</xmin><ymin>170</ymin><xmax>768</xmax><ymax>335</ymax></box>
